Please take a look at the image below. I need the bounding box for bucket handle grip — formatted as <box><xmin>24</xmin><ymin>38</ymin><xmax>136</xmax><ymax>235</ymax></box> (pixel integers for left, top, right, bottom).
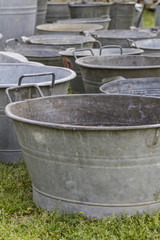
<box><xmin>127</xmin><ymin>39</ymin><xmax>138</xmax><ymax>48</ymax></box>
<box><xmin>6</xmin><ymin>84</ymin><xmax>44</xmax><ymax>103</ymax></box>
<box><xmin>81</xmin><ymin>40</ymin><xmax>102</xmax><ymax>49</ymax></box>
<box><xmin>73</xmin><ymin>48</ymin><xmax>94</xmax><ymax>59</ymax></box>
<box><xmin>18</xmin><ymin>72</ymin><xmax>55</xmax><ymax>88</ymax></box>
<box><xmin>100</xmin><ymin>45</ymin><xmax>123</xmax><ymax>55</ymax></box>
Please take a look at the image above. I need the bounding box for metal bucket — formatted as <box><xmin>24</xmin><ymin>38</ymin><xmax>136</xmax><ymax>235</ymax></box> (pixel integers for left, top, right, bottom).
<box><xmin>133</xmin><ymin>3</ymin><xmax>144</xmax><ymax>27</ymax></box>
<box><xmin>68</xmin><ymin>1</ymin><xmax>112</xmax><ymax>19</ymax></box>
<box><xmin>5</xmin><ymin>36</ymin><xmax>96</xmax><ymax>67</ymax></box>
<box><xmin>46</xmin><ymin>1</ymin><xmax>70</xmax><ymax>23</ymax></box>
<box><xmin>5</xmin><ymin>94</ymin><xmax>160</xmax><ymax>217</ymax></box>
<box><xmin>100</xmin><ymin>77</ymin><xmax>160</xmax><ymax>97</ymax></box>
<box><xmin>75</xmin><ymin>55</ymin><xmax>160</xmax><ymax>93</ymax></box>
<box><xmin>109</xmin><ymin>2</ymin><xmax>135</xmax><ymax>29</ymax></box>
<box><xmin>0</xmin><ymin>63</ymin><xmax>76</xmax><ymax>163</ymax></box>
<box><xmin>57</xmin><ymin>16</ymin><xmax>111</xmax><ymax>30</ymax></box>
<box><xmin>129</xmin><ymin>38</ymin><xmax>160</xmax><ymax>55</ymax></box>
<box><xmin>91</xmin><ymin>29</ymin><xmax>157</xmax><ymax>48</ymax></box>
<box><xmin>0</xmin><ymin>0</ymin><xmax>37</xmax><ymax>45</ymax></box>
<box><xmin>36</xmin><ymin>0</ymin><xmax>48</xmax><ymax>26</ymax></box>
<box><xmin>36</xmin><ymin>23</ymin><xmax>103</xmax><ymax>35</ymax></box>
<box><xmin>59</xmin><ymin>46</ymin><xmax>143</xmax><ymax>93</ymax></box>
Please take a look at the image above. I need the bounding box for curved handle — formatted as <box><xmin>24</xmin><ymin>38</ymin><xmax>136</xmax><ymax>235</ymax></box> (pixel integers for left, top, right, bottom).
<box><xmin>73</xmin><ymin>48</ymin><xmax>94</xmax><ymax>59</ymax></box>
<box><xmin>81</xmin><ymin>40</ymin><xmax>102</xmax><ymax>49</ymax></box>
<box><xmin>127</xmin><ymin>39</ymin><xmax>138</xmax><ymax>48</ymax></box>
<box><xmin>5</xmin><ymin>38</ymin><xmax>21</xmax><ymax>49</ymax></box>
<box><xmin>100</xmin><ymin>45</ymin><xmax>123</xmax><ymax>55</ymax></box>
<box><xmin>102</xmin><ymin>76</ymin><xmax>126</xmax><ymax>84</ymax></box>
<box><xmin>6</xmin><ymin>84</ymin><xmax>44</xmax><ymax>103</ymax></box>
<box><xmin>18</xmin><ymin>72</ymin><xmax>55</xmax><ymax>88</ymax></box>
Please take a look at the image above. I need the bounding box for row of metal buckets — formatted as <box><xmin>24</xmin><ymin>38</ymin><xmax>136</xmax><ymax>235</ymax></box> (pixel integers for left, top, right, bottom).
<box><xmin>2</xmin><ymin>47</ymin><xmax>160</xmax><ymax>219</ymax></box>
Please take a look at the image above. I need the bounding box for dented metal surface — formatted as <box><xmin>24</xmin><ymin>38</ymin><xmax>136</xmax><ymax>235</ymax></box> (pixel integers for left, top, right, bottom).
<box><xmin>5</xmin><ymin>94</ymin><xmax>160</xmax><ymax>217</ymax></box>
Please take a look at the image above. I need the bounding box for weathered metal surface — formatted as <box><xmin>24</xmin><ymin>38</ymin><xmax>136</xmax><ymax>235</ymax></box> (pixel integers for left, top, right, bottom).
<box><xmin>46</xmin><ymin>1</ymin><xmax>70</xmax><ymax>23</ymax></box>
<box><xmin>0</xmin><ymin>51</ymin><xmax>28</xmax><ymax>63</ymax></box>
<box><xmin>76</xmin><ymin>55</ymin><xmax>160</xmax><ymax>93</ymax></box>
<box><xmin>57</xmin><ymin>17</ymin><xmax>111</xmax><ymax>30</ymax></box>
<box><xmin>68</xmin><ymin>1</ymin><xmax>112</xmax><ymax>18</ymax></box>
<box><xmin>36</xmin><ymin>0</ymin><xmax>48</xmax><ymax>26</ymax></box>
<box><xmin>5</xmin><ymin>36</ymin><xmax>96</xmax><ymax>67</ymax></box>
<box><xmin>59</xmin><ymin>46</ymin><xmax>143</xmax><ymax>93</ymax></box>
<box><xmin>100</xmin><ymin>77</ymin><xmax>160</xmax><ymax>97</ymax></box>
<box><xmin>0</xmin><ymin>0</ymin><xmax>37</xmax><ymax>45</ymax></box>
<box><xmin>109</xmin><ymin>2</ymin><xmax>135</xmax><ymax>29</ymax></box>
<box><xmin>91</xmin><ymin>29</ymin><xmax>157</xmax><ymax>47</ymax></box>
<box><xmin>36</xmin><ymin>23</ymin><xmax>103</xmax><ymax>35</ymax></box>
<box><xmin>0</xmin><ymin>63</ymin><xmax>76</xmax><ymax>163</ymax></box>
<box><xmin>5</xmin><ymin>94</ymin><xmax>160</xmax><ymax>217</ymax></box>
<box><xmin>130</xmin><ymin>38</ymin><xmax>160</xmax><ymax>54</ymax></box>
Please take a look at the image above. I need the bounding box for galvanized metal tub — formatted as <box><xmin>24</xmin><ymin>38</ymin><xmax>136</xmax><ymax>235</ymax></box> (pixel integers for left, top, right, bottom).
<box><xmin>46</xmin><ymin>1</ymin><xmax>70</xmax><ymax>23</ymax></box>
<box><xmin>68</xmin><ymin>1</ymin><xmax>112</xmax><ymax>18</ymax></box>
<box><xmin>0</xmin><ymin>0</ymin><xmax>37</xmax><ymax>44</ymax></box>
<box><xmin>36</xmin><ymin>0</ymin><xmax>48</xmax><ymax>26</ymax></box>
<box><xmin>75</xmin><ymin>55</ymin><xmax>160</xmax><ymax>93</ymax></box>
<box><xmin>36</xmin><ymin>23</ymin><xmax>103</xmax><ymax>35</ymax></box>
<box><xmin>5</xmin><ymin>94</ymin><xmax>160</xmax><ymax>217</ymax></box>
<box><xmin>100</xmin><ymin>77</ymin><xmax>160</xmax><ymax>97</ymax></box>
<box><xmin>57</xmin><ymin>16</ymin><xmax>111</xmax><ymax>30</ymax></box>
<box><xmin>91</xmin><ymin>29</ymin><xmax>157</xmax><ymax>48</ymax></box>
<box><xmin>130</xmin><ymin>38</ymin><xmax>160</xmax><ymax>54</ymax></box>
<box><xmin>5</xmin><ymin>36</ymin><xmax>96</xmax><ymax>67</ymax></box>
<box><xmin>109</xmin><ymin>2</ymin><xmax>135</xmax><ymax>29</ymax></box>
<box><xmin>59</xmin><ymin>46</ymin><xmax>144</xmax><ymax>93</ymax></box>
<box><xmin>0</xmin><ymin>63</ymin><xmax>76</xmax><ymax>163</ymax></box>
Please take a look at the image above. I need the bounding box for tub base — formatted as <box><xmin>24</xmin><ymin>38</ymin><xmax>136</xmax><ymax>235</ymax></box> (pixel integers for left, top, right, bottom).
<box><xmin>33</xmin><ymin>185</ymin><xmax>160</xmax><ymax>218</ymax></box>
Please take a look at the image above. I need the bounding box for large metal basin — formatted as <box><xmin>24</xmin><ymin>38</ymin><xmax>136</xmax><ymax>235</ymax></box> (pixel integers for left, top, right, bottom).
<box><xmin>57</xmin><ymin>17</ymin><xmax>111</xmax><ymax>30</ymax></box>
<box><xmin>91</xmin><ymin>29</ymin><xmax>157</xmax><ymax>47</ymax></box>
<box><xmin>68</xmin><ymin>1</ymin><xmax>112</xmax><ymax>18</ymax></box>
<box><xmin>0</xmin><ymin>51</ymin><xmax>28</xmax><ymax>63</ymax></box>
<box><xmin>0</xmin><ymin>63</ymin><xmax>76</xmax><ymax>163</ymax></box>
<box><xmin>36</xmin><ymin>23</ymin><xmax>103</xmax><ymax>35</ymax></box>
<box><xmin>59</xmin><ymin>46</ymin><xmax>143</xmax><ymax>93</ymax></box>
<box><xmin>75</xmin><ymin>55</ymin><xmax>160</xmax><ymax>93</ymax></box>
<box><xmin>131</xmin><ymin>38</ymin><xmax>160</xmax><ymax>54</ymax></box>
<box><xmin>100</xmin><ymin>77</ymin><xmax>160</xmax><ymax>97</ymax></box>
<box><xmin>5</xmin><ymin>36</ymin><xmax>96</xmax><ymax>67</ymax></box>
<box><xmin>5</xmin><ymin>94</ymin><xmax>160</xmax><ymax>217</ymax></box>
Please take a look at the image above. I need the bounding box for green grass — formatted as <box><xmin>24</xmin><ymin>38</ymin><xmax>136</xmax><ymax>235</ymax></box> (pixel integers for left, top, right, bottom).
<box><xmin>1</xmin><ymin>160</ymin><xmax>160</xmax><ymax>239</ymax></box>
<box><xmin>0</xmin><ymin>7</ymin><xmax>157</xmax><ymax>240</ymax></box>
<box><xmin>143</xmin><ymin>8</ymin><xmax>155</xmax><ymax>27</ymax></box>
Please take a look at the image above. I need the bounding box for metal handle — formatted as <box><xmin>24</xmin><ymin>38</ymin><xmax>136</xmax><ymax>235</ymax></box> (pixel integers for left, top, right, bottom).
<box><xmin>18</xmin><ymin>72</ymin><xmax>55</xmax><ymax>88</ymax></box>
<box><xmin>73</xmin><ymin>48</ymin><xmax>94</xmax><ymax>59</ymax></box>
<box><xmin>6</xmin><ymin>84</ymin><xmax>44</xmax><ymax>103</ymax></box>
<box><xmin>5</xmin><ymin>38</ymin><xmax>21</xmax><ymax>49</ymax></box>
<box><xmin>81</xmin><ymin>40</ymin><xmax>102</xmax><ymax>49</ymax></box>
<box><xmin>102</xmin><ymin>76</ymin><xmax>126</xmax><ymax>84</ymax></box>
<box><xmin>100</xmin><ymin>45</ymin><xmax>123</xmax><ymax>55</ymax></box>
<box><xmin>127</xmin><ymin>39</ymin><xmax>138</xmax><ymax>48</ymax></box>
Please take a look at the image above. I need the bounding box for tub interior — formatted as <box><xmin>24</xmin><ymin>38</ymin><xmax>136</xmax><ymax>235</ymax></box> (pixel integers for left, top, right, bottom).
<box><xmin>0</xmin><ymin>64</ymin><xmax>71</xmax><ymax>85</ymax></box>
<box><xmin>79</xmin><ymin>55</ymin><xmax>160</xmax><ymax>67</ymax></box>
<box><xmin>37</xmin><ymin>23</ymin><xmax>101</xmax><ymax>31</ymax></box>
<box><xmin>9</xmin><ymin>95</ymin><xmax>160</xmax><ymax>127</ymax></box>
<box><xmin>136</xmin><ymin>39</ymin><xmax>160</xmax><ymax>49</ymax></box>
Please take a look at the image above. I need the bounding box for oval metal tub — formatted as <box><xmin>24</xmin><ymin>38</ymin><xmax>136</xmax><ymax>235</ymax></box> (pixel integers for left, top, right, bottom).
<box><xmin>75</xmin><ymin>55</ymin><xmax>160</xmax><ymax>93</ymax></box>
<box><xmin>0</xmin><ymin>63</ymin><xmax>76</xmax><ymax>163</ymax></box>
<box><xmin>5</xmin><ymin>94</ymin><xmax>160</xmax><ymax>217</ymax></box>
<box><xmin>36</xmin><ymin>23</ymin><xmax>103</xmax><ymax>35</ymax></box>
<box><xmin>130</xmin><ymin>38</ymin><xmax>160</xmax><ymax>55</ymax></box>
<box><xmin>100</xmin><ymin>77</ymin><xmax>160</xmax><ymax>97</ymax></box>
<box><xmin>91</xmin><ymin>29</ymin><xmax>157</xmax><ymax>48</ymax></box>
<box><xmin>5</xmin><ymin>36</ymin><xmax>96</xmax><ymax>67</ymax></box>
<box><xmin>59</xmin><ymin>46</ymin><xmax>144</xmax><ymax>93</ymax></box>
